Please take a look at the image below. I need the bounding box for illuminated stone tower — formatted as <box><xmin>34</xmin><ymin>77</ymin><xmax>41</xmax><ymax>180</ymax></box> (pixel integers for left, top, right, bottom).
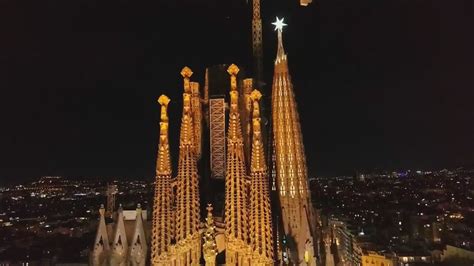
<box><xmin>252</xmin><ymin>0</ymin><xmax>263</xmax><ymax>84</ymax></box>
<box><xmin>249</xmin><ymin>90</ymin><xmax>274</xmax><ymax>265</ymax></box>
<box><xmin>224</xmin><ymin>64</ymin><xmax>252</xmax><ymax>265</ymax></box>
<box><xmin>175</xmin><ymin>66</ymin><xmax>202</xmax><ymax>265</ymax></box>
<box><xmin>271</xmin><ymin>18</ymin><xmax>317</xmax><ymax>265</ymax></box>
<box><xmin>150</xmin><ymin>95</ymin><xmax>173</xmax><ymax>265</ymax></box>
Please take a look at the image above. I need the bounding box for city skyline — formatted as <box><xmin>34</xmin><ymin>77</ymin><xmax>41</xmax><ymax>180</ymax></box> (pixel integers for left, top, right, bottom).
<box><xmin>1</xmin><ymin>0</ymin><xmax>472</xmax><ymax>183</ymax></box>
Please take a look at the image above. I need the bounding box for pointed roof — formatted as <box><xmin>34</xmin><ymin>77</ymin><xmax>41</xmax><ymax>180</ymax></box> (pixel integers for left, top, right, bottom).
<box><xmin>91</xmin><ymin>204</ymin><xmax>110</xmax><ymax>265</ymax></box>
<box><xmin>94</xmin><ymin>204</ymin><xmax>110</xmax><ymax>250</ymax></box>
<box><xmin>111</xmin><ymin>205</ymin><xmax>128</xmax><ymax>262</ymax></box>
<box><xmin>129</xmin><ymin>204</ymin><xmax>147</xmax><ymax>263</ymax></box>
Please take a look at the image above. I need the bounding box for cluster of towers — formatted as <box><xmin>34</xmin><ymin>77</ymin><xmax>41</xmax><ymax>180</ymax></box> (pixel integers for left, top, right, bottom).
<box><xmin>146</xmin><ymin>62</ymin><xmax>275</xmax><ymax>265</ymax></box>
<box><xmin>91</xmin><ymin>12</ymin><xmax>318</xmax><ymax>266</ymax></box>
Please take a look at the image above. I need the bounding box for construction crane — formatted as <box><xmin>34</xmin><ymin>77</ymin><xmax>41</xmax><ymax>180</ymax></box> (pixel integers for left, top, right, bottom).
<box><xmin>106</xmin><ymin>183</ymin><xmax>118</xmax><ymax>218</ymax></box>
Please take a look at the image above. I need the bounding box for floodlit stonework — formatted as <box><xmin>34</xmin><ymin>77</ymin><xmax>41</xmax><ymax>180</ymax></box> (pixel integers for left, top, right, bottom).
<box><xmin>271</xmin><ymin>18</ymin><xmax>318</xmax><ymax>265</ymax></box>
<box><xmin>91</xmin><ymin>20</ymin><xmax>318</xmax><ymax>266</ymax></box>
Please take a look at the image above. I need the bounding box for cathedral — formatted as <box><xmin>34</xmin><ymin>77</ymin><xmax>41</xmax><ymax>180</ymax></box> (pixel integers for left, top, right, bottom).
<box><xmin>90</xmin><ymin>14</ymin><xmax>319</xmax><ymax>266</ymax></box>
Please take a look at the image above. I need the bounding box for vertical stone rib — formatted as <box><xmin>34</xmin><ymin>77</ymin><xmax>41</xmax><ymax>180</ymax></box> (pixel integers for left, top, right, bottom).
<box><xmin>151</xmin><ymin>95</ymin><xmax>173</xmax><ymax>265</ymax></box>
<box><xmin>249</xmin><ymin>90</ymin><xmax>274</xmax><ymax>265</ymax></box>
<box><xmin>224</xmin><ymin>64</ymin><xmax>251</xmax><ymax>265</ymax></box>
<box><xmin>191</xmin><ymin>82</ymin><xmax>202</xmax><ymax>159</ymax></box>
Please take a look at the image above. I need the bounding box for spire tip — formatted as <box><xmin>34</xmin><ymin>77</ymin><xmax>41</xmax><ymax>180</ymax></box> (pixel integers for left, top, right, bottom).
<box><xmin>180</xmin><ymin>66</ymin><xmax>193</xmax><ymax>78</ymax></box>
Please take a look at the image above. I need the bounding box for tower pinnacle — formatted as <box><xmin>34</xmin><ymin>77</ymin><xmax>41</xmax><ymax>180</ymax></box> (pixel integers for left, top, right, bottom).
<box><xmin>225</xmin><ymin>64</ymin><xmax>252</xmax><ymax>266</ymax></box>
<box><xmin>270</xmin><ymin>18</ymin><xmax>317</xmax><ymax>265</ymax></box>
<box><xmin>272</xmin><ymin>17</ymin><xmax>288</xmax><ymax>68</ymax></box>
<box><xmin>272</xmin><ymin>17</ymin><xmax>287</xmax><ymax>32</ymax></box>
<box><xmin>249</xmin><ymin>89</ymin><xmax>274</xmax><ymax>265</ymax></box>
<box><xmin>151</xmin><ymin>94</ymin><xmax>173</xmax><ymax>265</ymax></box>
<box><xmin>175</xmin><ymin>67</ymin><xmax>201</xmax><ymax>265</ymax></box>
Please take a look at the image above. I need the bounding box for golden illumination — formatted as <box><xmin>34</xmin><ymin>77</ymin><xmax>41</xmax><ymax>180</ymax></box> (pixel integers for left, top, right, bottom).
<box><xmin>271</xmin><ymin>20</ymin><xmax>317</xmax><ymax>265</ymax></box>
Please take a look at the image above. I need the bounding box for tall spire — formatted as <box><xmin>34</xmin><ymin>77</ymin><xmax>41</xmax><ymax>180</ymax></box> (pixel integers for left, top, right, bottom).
<box><xmin>224</xmin><ymin>64</ymin><xmax>252</xmax><ymax>266</ymax></box>
<box><xmin>175</xmin><ymin>66</ymin><xmax>201</xmax><ymax>265</ymax></box>
<box><xmin>249</xmin><ymin>89</ymin><xmax>274</xmax><ymax>265</ymax></box>
<box><xmin>129</xmin><ymin>204</ymin><xmax>148</xmax><ymax>266</ymax></box>
<box><xmin>91</xmin><ymin>204</ymin><xmax>110</xmax><ymax>266</ymax></box>
<box><xmin>150</xmin><ymin>94</ymin><xmax>173</xmax><ymax>265</ymax></box>
<box><xmin>270</xmin><ymin>18</ymin><xmax>317</xmax><ymax>265</ymax></box>
<box><xmin>252</xmin><ymin>0</ymin><xmax>263</xmax><ymax>84</ymax></box>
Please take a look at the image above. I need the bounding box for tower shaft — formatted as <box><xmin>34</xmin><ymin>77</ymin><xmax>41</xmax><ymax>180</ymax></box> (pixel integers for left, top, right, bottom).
<box><xmin>249</xmin><ymin>90</ymin><xmax>274</xmax><ymax>265</ymax></box>
<box><xmin>175</xmin><ymin>67</ymin><xmax>201</xmax><ymax>265</ymax></box>
<box><xmin>224</xmin><ymin>64</ymin><xmax>252</xmax><ymax>265</ymax></box>
<box><xmin>271</xmin><ymin>28</ymin><xmax>317</xmax><ymax>265</ymax></box>
<box><xmin>151</xmin><ymin>95</ymin><xmax>173</xmax><ymax>265</ymax></box>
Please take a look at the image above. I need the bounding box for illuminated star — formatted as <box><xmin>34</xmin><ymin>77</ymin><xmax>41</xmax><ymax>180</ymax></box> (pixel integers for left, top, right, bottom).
<box><xmin>272</xmin><ymin>17</ymin><xmax>287</xmax><ymax>31</ymax></box>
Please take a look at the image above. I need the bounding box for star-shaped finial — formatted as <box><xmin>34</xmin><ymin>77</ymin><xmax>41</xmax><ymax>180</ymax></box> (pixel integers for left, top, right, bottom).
<box><xmin>272</xmin><ymin>17</ymin><xmax>287</xmax><ymax>32</ymax></box>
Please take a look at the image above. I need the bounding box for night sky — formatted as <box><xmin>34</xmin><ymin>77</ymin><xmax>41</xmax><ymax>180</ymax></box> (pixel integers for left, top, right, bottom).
<box><xmin>0</xmin><ymin>0</ymin><xmax>473</xmax><ymax>184</ymax></box>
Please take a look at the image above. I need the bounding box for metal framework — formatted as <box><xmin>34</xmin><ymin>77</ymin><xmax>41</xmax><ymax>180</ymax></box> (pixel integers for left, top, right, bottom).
<box><xmin>209</xmin><ymin>98</ymin><xmax>226</xmax><ymax>179</ymax></box>
<box><xmin>252</xmin><ymin>0</ymin><xmax>263</xmax><ymax>84</ymax></box>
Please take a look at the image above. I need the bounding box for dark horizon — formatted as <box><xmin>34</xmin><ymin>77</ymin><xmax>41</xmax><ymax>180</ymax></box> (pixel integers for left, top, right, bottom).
<box><xmin>0</xmin><ymin>0</ymin><xmax>473</xmax><ymax>184</ymax></box>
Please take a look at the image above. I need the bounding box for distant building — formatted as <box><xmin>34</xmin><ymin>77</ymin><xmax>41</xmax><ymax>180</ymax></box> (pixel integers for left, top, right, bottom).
<box><xmin>329</xmin><ymin>217</ymin><xmax>362</xmax><ymax>266</ymax></box>
<box><xmin>440</xmin><ymin>245</ymin><xmax>474</xmax><ymax>262</ymax></box>
<box><xmin>393</xmin><ymin>250</ymin><xmax>432</xmax><ymax>265</ymax></box>
<box><xmin>362</xmin><ymin>251</ymin><xmax>394</xmax><ymax>266</ymax></box>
